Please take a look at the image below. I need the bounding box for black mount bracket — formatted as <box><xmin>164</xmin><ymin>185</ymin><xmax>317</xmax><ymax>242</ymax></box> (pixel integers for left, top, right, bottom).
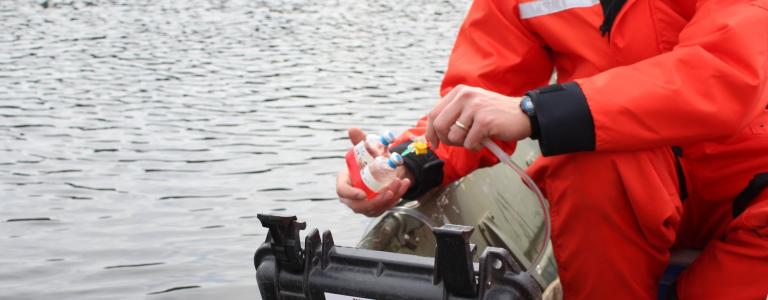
<box><xmin>257</xmin><ymin>213</ymin><xmax>307</xmax><ymax>272</ymax></box>
<box><xmin>254</xmin><ymin>213</ymin><xmax>541</xmax><ymax>300</ymax></box>
<box><xmin>433</xmin><ymin>224</ymin><xmax>478</xmax><ymax>297</ymax></box>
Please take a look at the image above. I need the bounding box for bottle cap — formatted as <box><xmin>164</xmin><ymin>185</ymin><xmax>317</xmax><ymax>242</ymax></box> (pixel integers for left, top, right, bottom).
<box><xmin>387</xmin><ymin>153</ymin><xmax>404</xmax><ymax>169</ymax></box>
<box><xmin>380</xmin><ymin>130</ymin><xmax>396</xmax><ymax>146</ymax></box>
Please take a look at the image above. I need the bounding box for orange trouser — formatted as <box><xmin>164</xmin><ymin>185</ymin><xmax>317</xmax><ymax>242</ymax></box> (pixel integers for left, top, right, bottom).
<box><xmin>528</xmin><ymin>148</ymin><xmax>768</xmax><ymax>300</ymax></box>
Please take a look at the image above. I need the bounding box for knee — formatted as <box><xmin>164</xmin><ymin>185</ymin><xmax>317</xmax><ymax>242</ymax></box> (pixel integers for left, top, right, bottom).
<box><xmin>535</xmin><ymin>150</ymin><xmax>681</xmax><ymax>227</ymax></box>
<box><xmin>535</xmin><ymin>152</ymin><xmax>632</xmax><ymax>207</ymax></box>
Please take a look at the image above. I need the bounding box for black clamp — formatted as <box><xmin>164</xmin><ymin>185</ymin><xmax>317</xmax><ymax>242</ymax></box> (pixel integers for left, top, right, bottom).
<box><xmin>257</xmin><ymin>213</ymin><xmax>307</xmax><ymax>272</ymax></box>
<box><xmin>433</xmin><ymin>224</ymin><xmax>478</xmax><ymax>297</ymax></box>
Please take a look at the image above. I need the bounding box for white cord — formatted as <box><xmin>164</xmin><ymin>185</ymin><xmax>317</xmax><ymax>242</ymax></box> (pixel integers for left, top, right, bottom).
<box><xmin>482</xmin><ymin>139</ymin><xmax>551</xmax><ymax>275</ymax></box>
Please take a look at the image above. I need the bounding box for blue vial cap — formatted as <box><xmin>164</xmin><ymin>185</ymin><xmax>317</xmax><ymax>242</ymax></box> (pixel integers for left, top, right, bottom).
<box><xmin>387</xmin><ymin>153</ymin><xmax>403</xmax><ymax>169</ymax></box>
<box><xmin>380</xmin><ymin>131</ymin><xmax>396</xmax><ymax>146</ymax></box>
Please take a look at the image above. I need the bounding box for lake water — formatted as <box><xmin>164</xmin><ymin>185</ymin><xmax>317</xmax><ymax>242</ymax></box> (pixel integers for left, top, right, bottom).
<box><xmin>0</xmin><ymin>0</ymin><xmax>469</xmax><ymax>298</ymax></box>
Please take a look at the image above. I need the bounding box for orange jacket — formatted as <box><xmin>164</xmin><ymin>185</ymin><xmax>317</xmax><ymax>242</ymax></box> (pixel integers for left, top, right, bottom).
<box><xmin>395</xmin><ymin>0</ymin><xmax>768</xmax><ymax>197</ymax></box>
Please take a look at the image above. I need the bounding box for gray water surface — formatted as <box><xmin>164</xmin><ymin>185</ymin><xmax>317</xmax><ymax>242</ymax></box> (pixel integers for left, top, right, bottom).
<box><xmin>0</xmin><ymin>0</ymin><xmax>469</xmax><ymax>298</ymax></box>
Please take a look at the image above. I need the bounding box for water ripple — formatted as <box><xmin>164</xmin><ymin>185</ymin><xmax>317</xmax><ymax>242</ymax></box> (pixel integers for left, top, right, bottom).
<box><xmin>0</xmin><ymin>0</ymin><xmax>469</xmax><ymax>298</ymax></box>
<box><xmin>147</xmin><ymin>285</ymin><xmax>201</xmax><ymax>295</ymax></box>
<box><xmin>6</xmin><ymin>218</ymin><xmax>54</xmax><ymax>222</ymax></box>
<box><xmin>105</xmin><ymin>262</ymin><xmax>164</xmax><ymax>269</ymax></box>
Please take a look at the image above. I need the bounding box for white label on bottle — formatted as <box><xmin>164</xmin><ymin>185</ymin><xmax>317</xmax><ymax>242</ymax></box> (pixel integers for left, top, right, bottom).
<box><xmin>353</xmin><ymin>142</ymin><xmax>374</xmax><ymax>167</ymax></box>
<box><xmin>361</xmin><ymin>166</ymin><xmax>383</xmax><ymax>192</ymax></box>
<box><xmin>324</xmin><ymin>292</ymin><xmax>375</xmax><ymax>300</ymax></box>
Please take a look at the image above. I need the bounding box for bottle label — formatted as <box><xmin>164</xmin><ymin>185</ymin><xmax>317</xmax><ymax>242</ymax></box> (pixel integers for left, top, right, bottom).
<box><xmin>361</xmin><ymin>166</ymin><xmax>383</xmax><ymax>192</ymax></box>
<box><xmin>345</xmin><ymin>144</ymin><xmax>376</xmax><ymax>199</ymax></box>
<box><xmin>352</xmin><ymin>142</ymin><xmax>374</xmax><ymax>167</ymax></box>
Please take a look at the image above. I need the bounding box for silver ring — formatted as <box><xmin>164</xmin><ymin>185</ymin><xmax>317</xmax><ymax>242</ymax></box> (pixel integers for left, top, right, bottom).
<box><xmin>454</xmin><ymin>121</ymin><xmax>467</xmax><ymax>130</ymax></box>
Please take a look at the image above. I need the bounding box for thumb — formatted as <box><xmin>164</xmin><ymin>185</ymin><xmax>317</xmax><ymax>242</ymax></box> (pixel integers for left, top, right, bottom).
<box><xmin>348</xmin><ymin>127</ymin><xmax>366</xmax><ymax>145</ymax></box>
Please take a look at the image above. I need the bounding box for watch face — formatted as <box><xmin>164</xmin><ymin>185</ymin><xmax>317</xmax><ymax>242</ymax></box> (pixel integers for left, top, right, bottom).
<box><xmin>521</xmin><ymin>96</ymin><xmax>535</xmax><ymax>116</ymax></box>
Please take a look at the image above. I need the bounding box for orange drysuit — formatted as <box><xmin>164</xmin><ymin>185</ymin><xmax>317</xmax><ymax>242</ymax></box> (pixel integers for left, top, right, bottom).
<box><xmin>392</xmin><ymin>0</ymin><xmax>768</xmax><ymax>298</ymax></box>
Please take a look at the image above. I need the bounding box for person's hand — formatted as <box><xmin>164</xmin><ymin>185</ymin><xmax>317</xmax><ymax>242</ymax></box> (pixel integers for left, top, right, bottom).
<box><xmin>336</xmin><ymin>128</ymin><xmax>412</xmax><ymax>217</ymax></box>
<box><xmin>425</xmin><ymin>84</ymin><xmax>531</xmax><ymax>151</ymax></box>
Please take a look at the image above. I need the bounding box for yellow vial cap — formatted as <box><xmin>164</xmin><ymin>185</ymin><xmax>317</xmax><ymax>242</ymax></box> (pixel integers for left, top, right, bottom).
<box><xmin>413</xmin><ymin>142</ymin><xmax>428</xmax><ymax>155</ymax></box>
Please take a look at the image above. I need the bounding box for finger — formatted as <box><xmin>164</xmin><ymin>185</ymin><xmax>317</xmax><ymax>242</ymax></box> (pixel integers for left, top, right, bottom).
<box><xmin>464</xmin><ymin>117</ymin><xmax>487</xmax><ymax>151</ymax></box>
<box><xmin>426</xmin><ymin>116</ymin><xmax>439</xmax><ymax>150</ymax></box>
<box><xmin>431</xmin><ymin>85</ymin><xmax>475</xmax><ymax>146</ymax></box>
<box><xmin>348</xmin><ymin>127</ymin><xmax>366</xmax><ymax>145</ymax></box>
<box><xmin>358</xmin><ymin>193</ymin><xmax>384</xmax><ymax>217</ymax></box>
<box><xmin>445</xmin><ymin>110</ymin><xmax>474</xmax><ymax>147</ymax></box>
<box><xmin>367</xmin><ymin>179</ymin><xmax>402</xmax><ymax>214</ymax></box>
<box><xmin>365</xmin><ymin>141</ymin><xmax>386</xmax><ymax>157</ymax></box>
<box><xmin>340</xmin><ymin>197</ymin><xmax>366</xmax><ymax>214</ymax></box>
<box><xmin>427</xmin><ymin>85</ymin><xmax>464</xmax><ymax>147</ymax></box>
<box><xmin>368</xmin><ymin>190</ymin><xmax>395</xmax><ymax>217</ymax></box>
<box><xmin>431</xmin><ymin>85</ymin><xmax>464</xmax><ymax>121</ymax></box>
<box><xmin>378</xmin><ymin>179</ymin><xmax>409</xmax><ymax>214</ymax></box>
<box><xmin>381</xmin><ymin>179</ymin><xmax>401</xmax><ymax>200</ymax></box>
<box><xmin>367</xmin><ymin>189</ymin><xmax>389</xmax><ymax>206</ymax></box>
<box><xmin>369</xmin><ymin>208</ymin><xmax>388</xmax><ymax>218</ymax></box>
<box><xmin>426</xmin><ymin>89</ymin><xmax>458</xmax><ymax>148</ymax></box>
<box><xmin>396</xmin><ymin>178</ymin><xmax>411</xmax><ymax>198</ymax></box>
<box><xmin>349</xmin><ymin>195</ymin><xmax>381</xmax><ymax>215</ymax></box>
<box><xmin>337</xmin><ymin>181</ymin><xmax>365</xmax><ymax>201</ymax></box>
<box><xmin>365</xmin><ymin>179</ymin><xmax>400</xmax><ymax>207</ymax></box>
<box><xmin>432</xmin><ymin>96</ymin><xmax>467</xmax><ymax>146</ymax></box>
<box><xmin>336</xmin><ymin>171</ymin><xmax>366</xmax><ymax>200</ymax></box>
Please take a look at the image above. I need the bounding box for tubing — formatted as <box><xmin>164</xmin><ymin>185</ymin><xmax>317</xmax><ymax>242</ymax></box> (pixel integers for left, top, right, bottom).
<box><xmin>482</xmin><ymin>139</ymin><xmax>550</xmax><ymax>275</ymax></box>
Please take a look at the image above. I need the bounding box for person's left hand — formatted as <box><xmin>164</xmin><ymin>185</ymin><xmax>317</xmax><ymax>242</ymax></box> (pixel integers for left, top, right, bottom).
<box><xmin>336</xmin><ymin>128</ymin><xmax>412</xmax><ymax>218</ymax></box>
<box><xmin>426</xmin><ymin>84</ymin><xmax>532</xmax><ymax>151</ymax></box>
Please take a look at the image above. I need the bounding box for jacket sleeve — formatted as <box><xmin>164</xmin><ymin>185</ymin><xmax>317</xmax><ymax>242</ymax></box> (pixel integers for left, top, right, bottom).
<box><xmin>533</xmin><ymin>0</ymin><xmax>768</xmax><ymax>155</ymax></box>
<box><xmin>393</xmin><ymin>0</ymin><xmax>553</xmax><ymax>198</ymax></box>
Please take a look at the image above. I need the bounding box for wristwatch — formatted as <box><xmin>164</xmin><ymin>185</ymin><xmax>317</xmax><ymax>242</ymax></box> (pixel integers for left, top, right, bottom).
<box><xmin>520</xmin><ymin>95</ymin><xmax>536</xmax><ymax>117</ymax></box>
<box><xmin>519</xmin><ymin>95</ymin><xmax>540</xmax><ymax>139</ymax></box>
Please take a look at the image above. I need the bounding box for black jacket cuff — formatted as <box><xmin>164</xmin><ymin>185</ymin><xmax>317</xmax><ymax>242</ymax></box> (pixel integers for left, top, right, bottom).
<box><xmin>390</xmin><ymin>141</ymin><xmax>444</xmax><ymax>200</ymax></box>
<box><xmin>527</xmin><ymin>82</ymin><xmax>596</xmax><ymax>156</ymax></box>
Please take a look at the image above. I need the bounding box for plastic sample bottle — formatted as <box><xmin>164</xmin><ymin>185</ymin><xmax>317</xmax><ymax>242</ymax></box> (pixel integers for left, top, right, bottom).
<box><xmin>365</xmin><ymin>131</ymin><xmax>396</xmax><ymax>156</ymax></box>
<box><xmin>344</xmin><ymin>131</ymin><xmax>397</xmax><ymax>195</ymax></box>
<box><xmin>345</xmin><ymin>131</ymin><xmax>396</xmax><ymax>170</ymax></box>
<box><xmin>350</xmin><ymin>153</ymin><xmax>404</xmax><ymax>199</ymax></box>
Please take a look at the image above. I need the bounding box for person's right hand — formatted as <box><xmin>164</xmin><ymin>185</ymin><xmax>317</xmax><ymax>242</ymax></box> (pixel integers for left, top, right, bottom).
<box><xmin>425</xmin><ymin>84</ymin><xmax>529</xmax><ymax>151</ymax></box>
<box><xmin>336</xmin><ymin>128</ymin><xmax>412</xmax><ymax>217</ymax></box>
